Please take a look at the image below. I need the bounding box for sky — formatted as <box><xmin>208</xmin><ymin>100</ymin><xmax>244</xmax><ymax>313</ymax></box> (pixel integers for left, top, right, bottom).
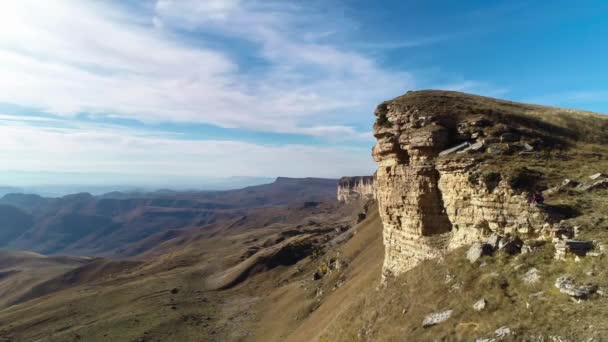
<box><xmin>0</xmin><ymin>0</ymin><xmax>607</xmax><ymax>188</ymax></box>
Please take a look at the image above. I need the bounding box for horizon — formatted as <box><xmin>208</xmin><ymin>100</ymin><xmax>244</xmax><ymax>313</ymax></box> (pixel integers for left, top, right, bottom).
<box><xmin>1</xmin><ymin>1</ymin><xmax>608</xmax><ymax>186</ymax></box>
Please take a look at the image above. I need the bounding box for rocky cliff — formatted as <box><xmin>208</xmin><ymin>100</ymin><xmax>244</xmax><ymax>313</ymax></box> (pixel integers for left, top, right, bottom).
<box><xmin>371</xmin><ymin>90</ymin><xmax>607</xmax><ymax>279</ymax></box>
<box><xmin>337</xmin><ymin>176</ymin><xmax>375</xmax><ymax>203</ymax></box>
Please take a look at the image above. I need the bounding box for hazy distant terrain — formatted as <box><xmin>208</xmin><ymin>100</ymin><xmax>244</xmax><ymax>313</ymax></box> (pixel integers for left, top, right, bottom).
<box><xmin>0</xmin><ymin>177</ymin><xmax>337</xmax><ymax>257</ymax></box>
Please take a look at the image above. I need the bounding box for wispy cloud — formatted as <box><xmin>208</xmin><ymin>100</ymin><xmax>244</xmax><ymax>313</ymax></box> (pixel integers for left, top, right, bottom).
<box><xmin>0</xmin><ymin>120</ymin><xmax>375</xmax><ymax>179</ymax></box>
<box><xmin>0</xmin><ymin>0</ymin><xmax>413</xmax><ymax>139</ymax></box>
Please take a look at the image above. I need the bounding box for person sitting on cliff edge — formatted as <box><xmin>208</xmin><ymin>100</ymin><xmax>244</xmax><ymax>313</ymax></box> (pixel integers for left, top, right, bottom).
<box><xmin>528</xmin><ymin>191</ymin><xmax>545</xmax><ymax>207</ymax></box>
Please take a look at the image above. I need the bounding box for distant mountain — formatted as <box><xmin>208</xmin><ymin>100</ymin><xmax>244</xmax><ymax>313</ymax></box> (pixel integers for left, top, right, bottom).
<box><xmin>0</xmin><ymin>177</ymin><xmax>338</xmax><ymax>257</ymax></box>
<box><xmin>0</xmin><ymin>186</ymin><xmax>23</xmax><ymax>196</ymax></box>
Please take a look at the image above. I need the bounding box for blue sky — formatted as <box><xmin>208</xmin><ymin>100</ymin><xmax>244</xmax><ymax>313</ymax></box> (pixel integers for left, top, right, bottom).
<box><xmin>0</xmin><ymin>0</ymin><xmax>606</xmax><ymax>187</ymax></box>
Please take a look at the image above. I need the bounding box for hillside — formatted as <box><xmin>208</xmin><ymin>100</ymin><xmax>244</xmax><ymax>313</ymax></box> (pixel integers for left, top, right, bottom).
<box><xmin>0</xmin><ymin>177</ymin><xmax>338</xmax><ymax>257</ymax></box>
<box><xmin>0</xmin><ymin>196</ymin><xmax>374</xmax><ymax>341</ymax></box>
<box><xmin>0</xmin><ymin>91</ymin><xmax>606</xmax><ymax>341</ymax></box>
<box><xmin>0</xmin><ymin>250</ymin><xmax>90</xmax><ymax>309</ymax></box>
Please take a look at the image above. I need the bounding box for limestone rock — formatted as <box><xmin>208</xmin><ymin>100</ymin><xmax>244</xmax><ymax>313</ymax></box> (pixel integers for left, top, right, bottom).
<box><xmin>554</xmin><ymin>240</ymin><xmax>594</xmax><ymax>260</ymax></box>
<box><xmin>439</xmin><ymin>142</ymin><xmax>470</xmax><ymax>156</ymax></box>
<box><xmin>555</xmin><ymin>275</ymin><xmax>597</xmax><ymax>299</ymax></box>
<box><xmin>494</xmin><ymin>326</ymin><xmax>513</xmax><ymax>338</ymax></box>
<box><xmin>337</xmin><ymin>176</ymin><xmax>375</xmax><ymax>203</ymax></box>
<box><xmin>473</xmin><ymin>298</ymin><xmax>487</xmax><ymax>311</ymax></box>
<box><xmin>521</xmin><ymin>239</ymin><xmax>546</xmax><ymax>254</ymax></box>
<box><xmin>372</xmin><ymin>91</ymin><xmax>553</xmax><ymax>278</ymax></box>
<box><xmin>589</xmin><ymin>173</ymin><xmax>607</xmax><ymax>180</ymax></box>
<box><xmin>467</xmin><ymin>242</ymin><xmax>493</xmax><ymax>263</ymax></box>
<box><xmin>485</xmin><ymin>234</ymin><xmax>501</xmax><ymax>250</ymax></box>
<box><xmin>422</xmin><ymin>310</ymin><xmax>453</xmax><ymax>327</ymax></box>
<box><xmin>522</xmin><ymin>268</ymin><xmax>541</xmax><ymax>285</ymax></box>
<box><xmin>581</xmin><ymin>179</ymin><xmax>608</xmax><ymax>192</ymax></box>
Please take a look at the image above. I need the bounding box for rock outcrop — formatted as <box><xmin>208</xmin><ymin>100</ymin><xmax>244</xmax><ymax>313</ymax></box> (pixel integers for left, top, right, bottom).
<box><xmin>372</xmin><ymin>91</ymin><xmax>559</xmax><ymax>279</ymax></box>
<box><xmin>337</xmin><ymin>176</ymin><xmax>375</xmax><ymax>203</ymax></box>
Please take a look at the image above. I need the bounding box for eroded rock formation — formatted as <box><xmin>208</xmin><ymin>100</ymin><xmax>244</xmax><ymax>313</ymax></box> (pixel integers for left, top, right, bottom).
<box><xmin>372</xmin><ymin>91</ymin><xmax>555</xmax><ymax>279</ymax></box>
<box><xmin>337</xmin><ymin>176</ymin><xmax>375</xmax><ymax>203</ymax></box>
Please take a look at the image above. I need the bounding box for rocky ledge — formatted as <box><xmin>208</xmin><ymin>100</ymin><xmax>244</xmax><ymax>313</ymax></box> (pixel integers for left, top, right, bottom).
<box><xmin>371</xmin><ymin>90</ymin><xmax>591</xmax><ymax>279</ymax></box>
<box><xmin>337</xmin><ymin>176</ymin><xmax>375</xmax><ymax>203</ymax></box>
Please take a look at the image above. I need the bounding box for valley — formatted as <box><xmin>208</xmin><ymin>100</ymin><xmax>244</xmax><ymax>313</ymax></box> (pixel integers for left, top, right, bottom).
<box><xmin>0</xmin><ymin>91</ymin><xmax>607</xmax><ymax>341</ymax></box>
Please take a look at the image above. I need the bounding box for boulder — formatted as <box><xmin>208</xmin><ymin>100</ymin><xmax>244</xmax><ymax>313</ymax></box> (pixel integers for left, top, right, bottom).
<box><xmin>473</xmin><ymin>298</ymin><xmax>487</xmax><ymax>311</ymax></box>
<box><xmin>422</xmin><ymin>310</ymin><xmax>453</xmax><ymax>328</ymax></box>
<box><xmin>523</xmin><ymin>143</ymin><xmax>534</xmax><ymax>151</ymax></box>
<box><xmin>467</xmin><ymin>242</ymin><xmax>493</xmax><ymax>263</ymax></box>
<box><xmin>555</xmin><ymin>275</ymin><xmax>597</xmax><ymax>299</ymax></box>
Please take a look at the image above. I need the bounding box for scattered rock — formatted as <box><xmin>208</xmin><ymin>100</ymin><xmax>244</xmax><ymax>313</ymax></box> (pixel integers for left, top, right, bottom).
<box><xmin>498</xmin><ymin>236</ymin><xmax>523</xmax><ymax>255</ymax></box>
<box><xmin>422</xmin><ymin>310</ymin><xmax>453</xmax><ymax>328</ymax></box>
<box><xmin>476</xmin><ymin>326</ymin><xmax>514</xmax><ymax>342</ymax></box>
<box><xmin>487</xmin><ymin>145</ymin><xmax>508</xmax><ymax>155</ymax></box>
<box><xmin>555</xmin><ymin>275</ymin><xmax>598</xmax><ymax>299</ymax></box>
<box><xmin>458</xmin><ymin>141</ymin><xmax>485</xmax><ymax>154</ymax></box>
<box><xmin>550</xmin><ymin>224</ymin><xmax>575</xmax><ymax>240</ymax></box>
<box><xmin>522</xmin><ymin>268</ymin><xmax>541</xmax><ymax>285</ymax></box>
<box><xmin>495</xmin><ymin>326</ymin><xmax>513</xmax><ymax>338</ymax></box>
<box><xmin>589</xmin><ymin>173</ymin><xmax>607</xmax><ymax>180</ymax></box>
<box><xmin>473</xmin><ymin>298</ymin><xmax>487</xmax><ymax>311</ymax></box>
<box><xmin>554</xmin><ymin>240</ymin><xmax>594</xmax><ymax>260</ymax></box>
<box><xmin>467</xmin><ymin>242</ymin><xmax>493</xmax><ymax>263</ymax></box>
<box><xmin>561</xmin><ymin>179</ymin><xmax>580</xmax><ymax>188</ymax></box>
<box><xmin>521</xmin><ymin>240</ymin><xmax>546</xmax><ymax>254</ymax></box>
<box><xmin>439</xmin><ymin>142</ymin><xmax>471</xmax><ymax>156</ymax></box>
<box><xmin>581</xmin><ymin>179</ymin><xmax>608</xmax><ymax>192</ymax></box>
<box><xmin>485</xmin><ymin>234</ymin><xmax>501</xmax><ymax>250</ymax></box>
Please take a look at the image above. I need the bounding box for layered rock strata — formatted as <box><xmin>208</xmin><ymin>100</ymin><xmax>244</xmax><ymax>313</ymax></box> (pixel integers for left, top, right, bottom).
<box><xmin>337</xmin><ymin>176</ymin><xmax>375</xmax><ymax>203</ymax></box>
<box><xmin>372</xmin><ymin>91</ymin><xmax>553</xmax><ymax>279</ymax></box>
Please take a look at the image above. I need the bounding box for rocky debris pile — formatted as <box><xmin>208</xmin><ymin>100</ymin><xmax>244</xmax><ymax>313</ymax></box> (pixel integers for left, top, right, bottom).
<box><xmin>422</xmin><ymin>310</ymin><xmax>453</xmax><ymax>328</ymax></box>
<box><xmin>555</xmin><ymin>275</ymin><xmax>598</xmax><ymax>300</ymax></box>
<box><xmin>543</xmin><ymin>221</ymin><xmax>603</xmax><ymax>260</ymax></box>
<box><xmin>467</xmin><ymin>234</ymin><xmax>524</xmax><ymax>264</ymax></box>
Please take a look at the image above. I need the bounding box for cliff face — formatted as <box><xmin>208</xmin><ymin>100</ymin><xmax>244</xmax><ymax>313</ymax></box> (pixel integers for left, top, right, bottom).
<box><xmin>372</xmin><ymin>91</ymin><xmax>561</xmax><ymax>279</ymax></box>
<box><xmin>337</xmin><ymin>176</ymin><xmax>375</xmax><ymax>203</ymax></box>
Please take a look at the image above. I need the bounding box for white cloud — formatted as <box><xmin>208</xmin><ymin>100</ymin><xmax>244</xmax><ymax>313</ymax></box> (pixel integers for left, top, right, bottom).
<box><xmin>0</xmin><ymin>0</ymin><xmax>412</xmax><ymax>138</ymax></box>
<box><xmin>0</xmin><ymin>120</ymin><xmax>375</xmax><ymax>181</ymax></box>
